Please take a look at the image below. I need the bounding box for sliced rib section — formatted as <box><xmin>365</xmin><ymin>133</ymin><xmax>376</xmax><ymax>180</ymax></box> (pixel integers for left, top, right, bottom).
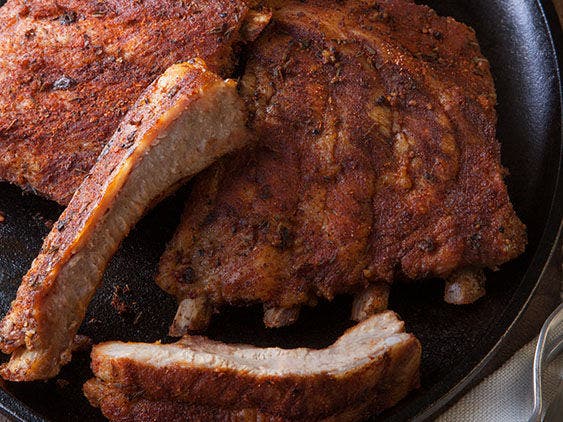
<box><xmin>0</xmin><ymin>59</ymin><xmax>248</xmax><ymax>380</ymax></box>
<box><xmin>84</xmin><ymin>311</ymin><xmax>421</xmax><ymax>421</ymax></box>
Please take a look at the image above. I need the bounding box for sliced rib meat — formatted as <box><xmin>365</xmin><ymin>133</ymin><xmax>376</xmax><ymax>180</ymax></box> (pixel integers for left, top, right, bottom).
<box><xmin>0</xmin><ymin>0</ymin><xmax>268</xmax><ymax>204</ymax></box>
<box><xmin>84</xmin><ymin>311</ymin><xmax>421</xmax><ymax>421</ymax></box>
<box><xmin>84</xmin><ymin>382</ymin><xmax>407</xmax><ymax>422</ymax></box>
<box><xmin>0</xmin><ymin>60</ymin><xmax>249</xmax><ymax>381</ymax></box>
<box><xmin>156</xmin><ymin>0</ymin><xmax>526</xmax><ymax>333</ymax></box>
<box><xmin>84</xmin><ymin>383</ymin><xmax>288</xmax><ymax>422</ymax></box>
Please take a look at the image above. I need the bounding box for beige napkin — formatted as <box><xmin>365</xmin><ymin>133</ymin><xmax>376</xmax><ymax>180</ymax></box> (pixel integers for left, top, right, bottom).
<box><xmin>437</xmin><ymin>338</ymin><xmax>563</xmax><ymax>422</ymax></box>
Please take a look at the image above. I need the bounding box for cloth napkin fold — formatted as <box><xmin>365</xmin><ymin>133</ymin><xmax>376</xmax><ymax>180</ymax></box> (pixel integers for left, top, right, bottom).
<box><xmin>437</xmin><ymin>337</ymin><xmax>563</xmax><ymax>422</ymax></box>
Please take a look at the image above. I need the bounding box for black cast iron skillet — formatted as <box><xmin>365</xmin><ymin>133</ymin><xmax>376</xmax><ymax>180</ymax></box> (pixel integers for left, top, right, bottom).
<box><xmin>0</xmin><ymin>0</ymin><xmax>561</xmax><ymax>420</ymax></box>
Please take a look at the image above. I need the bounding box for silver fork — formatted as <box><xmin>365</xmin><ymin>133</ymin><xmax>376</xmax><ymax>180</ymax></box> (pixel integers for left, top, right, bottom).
<box><xmin>529</xmin><ymin>302</ymin><xmax>563</xmax><ymax>422</ymax></box>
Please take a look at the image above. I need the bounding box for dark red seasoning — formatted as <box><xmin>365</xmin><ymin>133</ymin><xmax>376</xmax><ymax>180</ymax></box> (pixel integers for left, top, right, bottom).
<box><xmin>157</xmin><ymin>0</ymin><xmax>526</xmax><ymax>316</ymax></box>
<box><xmin>0</xmin><ymin>0</ymin><xmax>257</xmax><ymax>205</ymax></box>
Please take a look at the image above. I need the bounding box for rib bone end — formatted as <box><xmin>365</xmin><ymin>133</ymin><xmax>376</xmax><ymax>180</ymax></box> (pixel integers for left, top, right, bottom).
<box><xmin>169</xmin><ymin>297</ymin><xmax>213</xmax><ymax>337</ymax></box>
<box><xmin>351</xmin><ymin>282</ymin><xmax>390</xmax><ymax>322</ymax></box>
<box><xmin>444</xmin><ymin>268</ymin><xmax>486</xmax><ymax>305</ymax></box>
<box><xmin>263</xmin><ymin>306</ymin><xmax>300</xmax><ymax>328</ymax></box>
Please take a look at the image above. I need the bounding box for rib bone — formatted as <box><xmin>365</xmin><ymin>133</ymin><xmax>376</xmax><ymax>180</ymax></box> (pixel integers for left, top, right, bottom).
<box><xmin>169</xmin><ymin>296</ymin><xmax>213</xmax><ymax>336</ymax></box>
<box><xmin>263</xmin><ymin>306</ymin><xmax>301</xmax><ymax>328</ymax></box>
<box><xmin>0</xmin><ymin>60</ymin><xmax>248</xmax><ymax>380</ymax></box>
<box><xmin>444</xmin><ymin>268</ymin><xmax>486</xmax><ymax>305</ymax></box>
<box><xmin>351</xmin><ymin>282</ymin><xmax>390</xmax><ymax>322</ymax></box>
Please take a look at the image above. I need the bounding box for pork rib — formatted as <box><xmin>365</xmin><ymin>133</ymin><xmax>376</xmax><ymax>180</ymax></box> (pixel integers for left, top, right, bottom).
<box><xmin>157</xmin><ymin>0</ymin><xmax>527</xmax><ymax>333</ymax></box>
<box><xmin>0</xmin><ymin>60</ymin><xmax>249</xmax><ymax>380</ymax></box>
<box><xmin>0</xmin><ymin>0</ymin><xmax>267</xmax><ymax>204</ymax></box>
<box><xmin>84</xmin><ymin>311</ymin><xmax>421</xmax><ymax>421</ymax></box>
<box><xmin>84</xmin><ymin>383</ymin><xmax>290</xmax><ymax>422</ymax></box>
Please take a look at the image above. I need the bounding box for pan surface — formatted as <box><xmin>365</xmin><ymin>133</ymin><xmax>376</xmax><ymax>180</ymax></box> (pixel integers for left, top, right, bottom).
<box><xmin>0</xmin><ymin>0</ymin><xmax>561</xmax><ymax>421</ymax></box>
